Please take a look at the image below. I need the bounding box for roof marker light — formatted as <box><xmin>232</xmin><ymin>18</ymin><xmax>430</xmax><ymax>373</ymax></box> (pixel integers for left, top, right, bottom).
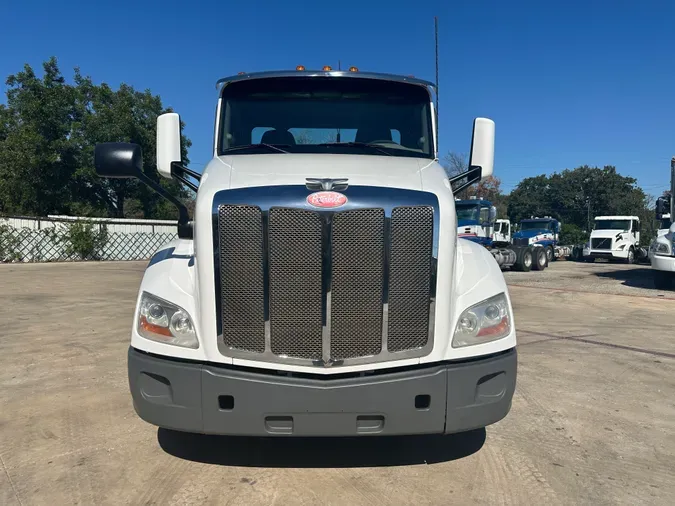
<box><xmin>349</xmin><ymin>66</ymin><xmax>359</xmax><ymax>72</ymax></box>
<box><xmin>323</xmin><ymin>65</ymin><xmax>332</xmax><ymax>71</ymax></box>
<box><xmin>237</xmin><ymin>72</ymin><xmax>245</xmax><ymax>75</ymax></box>
<box><xmin>296</xmin><ymin>65</ymin><xmax>306</xmax><ymax>71</ymax></box>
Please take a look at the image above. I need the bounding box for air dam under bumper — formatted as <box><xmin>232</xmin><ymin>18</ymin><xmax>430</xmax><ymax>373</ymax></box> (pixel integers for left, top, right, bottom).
<box><xmin>128</xmin><ymin>347</ymin><xmax>517</xmax><ymax>437</ymax></box>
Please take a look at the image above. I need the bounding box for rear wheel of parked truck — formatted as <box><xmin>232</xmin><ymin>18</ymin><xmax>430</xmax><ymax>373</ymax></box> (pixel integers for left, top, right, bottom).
<box><xmin>532</xmin><ymin>247</ymin><xmax>548</xmax><ymax>271</ymax></box>
<box><xmin>654</xmin><ymin>270</ymin><xmax>673</xmax><ymax>290</ymax></box>
<box><xmin>514</xmin><ymin>246</ymin><xmax>533</xmax><ymax>272</ymax></box>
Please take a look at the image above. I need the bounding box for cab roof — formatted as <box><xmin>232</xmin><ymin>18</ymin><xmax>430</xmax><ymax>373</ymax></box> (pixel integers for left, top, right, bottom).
<box><xmin>595</xmin><ymin>216</ymin><xmax>639</xmax><ymax>220</ymax></box>
<box><xmin>216</xmin><ymin>70</ymin><xmax>436</xmax><ymax>91</ymax></box>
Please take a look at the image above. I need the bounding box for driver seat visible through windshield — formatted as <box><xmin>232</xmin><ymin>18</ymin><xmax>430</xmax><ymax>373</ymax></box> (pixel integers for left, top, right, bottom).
<box><xmin>261</xmin><ymin>129</ymin><xmax>296</xmax><ymax>145</ymax></box>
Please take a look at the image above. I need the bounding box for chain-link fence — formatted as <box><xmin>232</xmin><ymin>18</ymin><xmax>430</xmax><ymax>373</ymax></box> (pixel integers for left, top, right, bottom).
<box><xmin>1</xmin><ymin>216</ymin><xmax>178</xmax><ymax>262</ymax></box>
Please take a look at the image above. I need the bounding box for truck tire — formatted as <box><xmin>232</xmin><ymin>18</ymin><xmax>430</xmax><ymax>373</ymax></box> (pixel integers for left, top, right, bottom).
<box><xmin>625</xmin><ymin>247</ymin><xmax>635</xmax><ymax>264</ymax></box>
<box><xmin>533</xmin><ymin>247</ymin><xmax>547</xmax><ymax>271</ymax></box>
<box><xmin>546</xmin><ymin>245</ymin><xmax>554</xmax><ymax>262</ymax></box>
<box><xmin>654</xmin><ymin>271</ymin><xmax>673</xmax><ymax>290</ymax></box>
<box><xmin>514</xmin><ymin>246</ymin><xmax>533</xmax><ymax>272</ymax></box>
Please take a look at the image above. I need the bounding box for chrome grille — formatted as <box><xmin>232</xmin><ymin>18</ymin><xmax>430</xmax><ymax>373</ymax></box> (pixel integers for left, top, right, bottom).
<box><xmin>387</xmin><ymin>207</ymin><xmax>433</xmax><ymax>352</ymax></box>
<box><xmin>214</xmin><ymin>187</ymin><xmax>437</xmax><ymax>368</ymax></box>
<box><xmin>592</xmin><ymin>238</ymin><xmax>611</xmax><ymax>250</ymax></box>
<box><xmin>268</xmin><ymin>208</ymin><xmax>323</xmax><ymax>359</ymax></box>
<box><xmin>217</xmin><ymin>205</ymin><xmax>265</xmax><ymax>353</ymax></box>
<box><xmin>330</xmin><ymin>209</ymin><xmax>385</xmax><ymax>360</ymax></box>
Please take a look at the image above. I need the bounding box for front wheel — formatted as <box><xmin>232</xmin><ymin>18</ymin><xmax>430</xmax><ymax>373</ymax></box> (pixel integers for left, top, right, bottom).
<box><xmin>625</xmin><ymin>247</ymin><xmax>635</xmax><ymax>264</ymax></box>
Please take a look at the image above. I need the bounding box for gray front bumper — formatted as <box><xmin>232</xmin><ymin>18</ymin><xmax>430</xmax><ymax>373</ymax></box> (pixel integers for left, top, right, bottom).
<box><xmin>128</xmin><ymin>347</ymin><xmax>517</xmax><ymax>437</ymax></box>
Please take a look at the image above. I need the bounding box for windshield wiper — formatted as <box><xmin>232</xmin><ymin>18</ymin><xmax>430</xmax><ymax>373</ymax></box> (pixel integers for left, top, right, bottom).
<box><xmin>317</xmin><ymin>142</ymin><xmax>393</xmax><ymax>156</ymax></box>
<box><xmin>222</xmin><ymin>143</ymin><xmax>290</xmax><ymax>154</ymax></box>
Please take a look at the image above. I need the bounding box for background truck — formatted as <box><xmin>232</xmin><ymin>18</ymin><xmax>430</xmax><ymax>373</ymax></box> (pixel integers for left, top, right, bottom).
<box><xmin>455</xmin><ymin>198</ymin><xmax>549</xmax><ymax>271</ymax></box>
<box><xmin>511</xmin><ymin>216</ymin><xmax>565</xmax><ymax>263</ymax></box>
<box><xmin>586</xmin><ymin>215</ymin><xmax>641</xmax><ymax>264</ymax></box>
<box><xmin>650</xmin><ymin>157</ymin><xmax>675</xmax><ymax>288</ymax></box>
<box><xmin>93</xmin><ymin>67</ymin><xmax>517</xmax><ymax>437</ymax></box>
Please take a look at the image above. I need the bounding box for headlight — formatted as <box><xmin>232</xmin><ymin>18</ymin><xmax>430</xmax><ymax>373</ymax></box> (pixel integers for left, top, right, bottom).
<box><xmin>655</xmin><ymin>241</ymin><xmax>671</xmax><ymax>256</ymax></box>
<box><xmin>138</xmin><ymin>292</ymin><xmax>198</xmax><ymax>348</ymax></box>
<box><xmin>453</xmin><ymin>293</ymin><xmax>511</xmax><ymax>348</ymax></box>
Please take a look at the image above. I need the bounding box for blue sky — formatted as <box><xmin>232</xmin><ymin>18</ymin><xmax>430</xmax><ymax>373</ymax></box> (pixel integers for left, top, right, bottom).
<box><xmin>2</xmin><ymin>0</ymin><xmax>675</xmax><ymax>195</ymax></box>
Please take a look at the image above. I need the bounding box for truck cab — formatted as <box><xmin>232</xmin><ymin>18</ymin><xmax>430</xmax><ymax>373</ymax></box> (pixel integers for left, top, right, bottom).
<box><xmin>93</xmin><ymin>68</ymin><xmax>517</xmax><ymax>437</ymax></box>
<box><xmin>512</xmin><ymin>217</ymin><xmax>560</xmax><ymax>261</ymax></box>
<box><xmin>455</xmin><ymin>198</ymin><xmax>497</xmax><ymax>246</ymax></box>
<box><xmin>587</xmin><ymin>216</ymin><xmax>640</xmax><ymax>263</ymax></box>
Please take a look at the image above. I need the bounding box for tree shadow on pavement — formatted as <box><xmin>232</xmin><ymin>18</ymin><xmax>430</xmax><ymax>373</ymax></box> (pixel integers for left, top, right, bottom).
<box><xmin>594</xmin><ymin>267</ymin><xmax>657</xmax><ymax>290</ymax></box>
<box><xmin>157</xmin><ymin>428</ymin><xmax>486</xmax><ymax>468</ymax></box>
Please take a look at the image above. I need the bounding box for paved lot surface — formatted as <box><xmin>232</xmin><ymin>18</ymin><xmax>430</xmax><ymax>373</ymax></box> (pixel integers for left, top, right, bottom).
<box><xmin>1</xmin><ymin>260</ymin><xmax>675</xmax><ymax>505</ymax></box>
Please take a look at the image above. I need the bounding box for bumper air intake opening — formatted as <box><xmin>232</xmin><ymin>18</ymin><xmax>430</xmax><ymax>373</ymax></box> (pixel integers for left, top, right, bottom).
<box><xmin>415</xmin><ymin>394</ymin><xmax>431</xmax><ymax>410</ymax></box>
<box><xmin>218</xmin><ymin>395</ymin><xmax>235</xmax><ymax>410</ymax></box>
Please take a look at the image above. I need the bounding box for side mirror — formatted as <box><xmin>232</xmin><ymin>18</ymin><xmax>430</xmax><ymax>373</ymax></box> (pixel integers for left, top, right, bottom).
<box><xmin>489</xmin><ymin>206</ymin><xmax>497</xmax><ymax>222</ymax></box>
<box><xmin>469</xmin><ymin>118</ymin><xmax>495</xmax><ymax>180</ymax></box>
<box><xmin>157</xmin><ymin>113</ymin><xmax>182</xmax><ymax>179</ymax></box>
<box><xmin>656</xmin><ymin>196</ymin><xmax>670</xmax><ymax>219</ymax></box>
<box><xmin>94</xmin><ymin>142</ymin><xmax>143</xmax><ymax>178</ymax></box>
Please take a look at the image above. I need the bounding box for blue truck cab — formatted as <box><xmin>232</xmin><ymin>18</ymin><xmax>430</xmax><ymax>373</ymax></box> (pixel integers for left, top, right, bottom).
<box><xmin>512</xmin><ymin>217</ymin><xmax>560</xmax><ymax>261</ymax></box>
<box><xmin>455</xmin><ymin>198</ymin><xmax>497</xmax><ymax>246</ymax></box>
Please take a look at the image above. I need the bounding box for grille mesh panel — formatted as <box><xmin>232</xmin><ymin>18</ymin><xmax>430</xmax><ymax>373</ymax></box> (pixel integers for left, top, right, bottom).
<box><xmin>268</xmin><ymin>208</ymin><xmax>323</xmax><ymax>359</ymax></box>
<box><xmin>218</xmin><ymin>205</ymin><xmax>265</xmax><ymax>353</ymax></box>
<box><xmin>330</xmin><ymin>209</ymin><xmax>385</xmax><ymax>360</ymax></box>
<box><xmin>591</xmin><ymin>238</ymin><xmax>611</xmax><ymax>250</ymax></box>
<box><xmin>387</xmin><ymin>206</ymin><xmax>434</xmax><ymax>352</ymax></box>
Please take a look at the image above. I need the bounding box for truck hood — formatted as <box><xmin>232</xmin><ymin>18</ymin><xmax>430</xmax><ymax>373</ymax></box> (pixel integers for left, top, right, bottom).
<box><xmin>513</xmin><ymin>229</ymin><xmax>549</xmax><ymax>239</ymax></box>
<box><xmin>212</xmin><ymin>154</ymin><xmax>427</xmax><ymax>190</ymax></box>
<box><xmin>590</xmin><ymin>230</ymin><xmax>627</xmax><ymax>239</ymax></box>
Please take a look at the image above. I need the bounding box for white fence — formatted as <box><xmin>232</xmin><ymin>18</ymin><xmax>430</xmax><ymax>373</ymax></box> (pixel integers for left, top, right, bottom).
<box><xmin>1</xmin><ymin>215</ymin><xmax>179</xmax><ymax>262</ymax></box>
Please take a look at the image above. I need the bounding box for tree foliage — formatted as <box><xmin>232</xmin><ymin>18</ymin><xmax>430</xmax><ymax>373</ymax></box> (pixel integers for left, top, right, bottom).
<box><xmin>507</xmin><ymin>165</ymin><xmax>655</xmax><ymax>244</ymax></box>
<box><xmin>0</xmin><ymin>57</ymin><xmax>192</xmax><ymax>219</ymax></box>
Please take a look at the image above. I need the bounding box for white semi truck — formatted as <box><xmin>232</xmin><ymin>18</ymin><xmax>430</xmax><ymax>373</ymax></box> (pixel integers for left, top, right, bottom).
<box><xmin>586</xmin><ymin>215</ymin><xmax>641</xmax><ymax>263</ymax></box>
<box><xmin>651</xmin><ymin>157</ymin><xmax>675</xmax><ymax>289</ymax></box>
<box><xmin>94</xmin><ymin>68</ymin><xmax>517</xmax><ymax>437</ymax></box>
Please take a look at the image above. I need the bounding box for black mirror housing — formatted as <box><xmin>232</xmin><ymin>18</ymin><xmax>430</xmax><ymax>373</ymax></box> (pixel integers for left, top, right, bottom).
<box><xmin>95</xmin><ymin>142</ymin><xmax>143</xmax><ymax>178</ymax></box>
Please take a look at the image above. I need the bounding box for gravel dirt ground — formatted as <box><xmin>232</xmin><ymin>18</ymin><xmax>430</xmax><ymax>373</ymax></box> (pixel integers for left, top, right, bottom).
<box><xmin>1</xmin><ymin>260</ymin><xmax>675</xmax><ymax>505</ymax></box>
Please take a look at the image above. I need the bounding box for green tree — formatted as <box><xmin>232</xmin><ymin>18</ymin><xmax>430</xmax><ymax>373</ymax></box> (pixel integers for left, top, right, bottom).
<box><xmin>507</xmin><ymin>165</ymin><xmax>651</xmax><ymax>240</ymax></box>
<box><xmin>0</xmin><ymin>57</ymin><xmax>193</xmax><ymax>219</ymax></box>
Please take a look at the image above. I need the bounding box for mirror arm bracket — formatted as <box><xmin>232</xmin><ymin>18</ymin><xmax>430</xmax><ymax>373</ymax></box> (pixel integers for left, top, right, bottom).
<box><xmin>171</xmin><ymin>162</ymin><xmax>199</xmax><ymax>193</ymax></box>
<box><xmin>136</xmin><ymin>172</ymin><xmax>193</xmax><ymax>240</ymax></box>
<box><xmin>451</xmin><ymin>165</ymin><xmax>483</xmax><ymax>194</ymax></box>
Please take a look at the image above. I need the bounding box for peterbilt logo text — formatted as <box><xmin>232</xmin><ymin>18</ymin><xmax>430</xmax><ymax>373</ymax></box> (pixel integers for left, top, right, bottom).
<box><xmin>306</xmin><ymin>191</ymin><xmax>348</xmax><ymax>208</ymax></box>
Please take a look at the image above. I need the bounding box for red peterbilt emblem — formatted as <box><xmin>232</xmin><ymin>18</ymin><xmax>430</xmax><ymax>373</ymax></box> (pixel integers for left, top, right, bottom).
<box><xmin>306</xmin><ymin>191</ymin><xmax>348</xmax><ymax>208</ymax></box>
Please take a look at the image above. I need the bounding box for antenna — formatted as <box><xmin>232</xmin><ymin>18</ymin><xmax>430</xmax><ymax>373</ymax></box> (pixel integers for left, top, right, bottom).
<box><xmin>338</xmin><ymin>60</ymin><xmax>341</xmax><ymax>71</ymax></box>
<box><xmin>434</xmin><ymin>16</ymin><xmax>439</xmax><ymax>143</ymax></box>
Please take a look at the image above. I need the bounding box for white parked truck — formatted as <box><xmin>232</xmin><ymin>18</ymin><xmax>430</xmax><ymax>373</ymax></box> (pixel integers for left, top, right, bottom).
<box><xmin>586</xmin><ymin>215</ymin><xmax>641</xmax><ymax>263</ymax></box>
<box><xmin>94</xmin><ymin>68</ymin><xmax>517</xmax><ymax>437</ymax></box>
<box><xmin>651</xmin><ymin>158</ymin><xmax>675</xmax><ymax>289</ymax></box>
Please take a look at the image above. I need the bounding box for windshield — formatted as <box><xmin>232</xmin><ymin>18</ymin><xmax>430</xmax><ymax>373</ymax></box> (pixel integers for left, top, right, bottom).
<box><xmin>218</xmin><ymin>77</ymin><xmax>433</xmax><ymax>158</ymax></box>
<box><xmin>594</xmin><ymin>219</ymin><xmax>631</xmax><ymax>231</ymax></box>
<box><xmin>456</xmin><ymin>204</ymin><xmax>481</xmax><ymax>222</ymax></box>
<box><xmin>520</xmin><ymin>220</ymin><xmax>553</xmax><ymax>231</ymax></box>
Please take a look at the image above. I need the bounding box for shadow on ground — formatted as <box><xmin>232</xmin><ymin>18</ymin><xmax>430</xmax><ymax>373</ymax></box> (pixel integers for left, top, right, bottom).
<box><xmin>158</xmin><ymin>428</ymin><xmax>486</xmax><ymax>468</ymax></box>
<box><xmin>594</xmin><ymin>267</ymin><xmax>659</xmax><ymax>290</ymax></box>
